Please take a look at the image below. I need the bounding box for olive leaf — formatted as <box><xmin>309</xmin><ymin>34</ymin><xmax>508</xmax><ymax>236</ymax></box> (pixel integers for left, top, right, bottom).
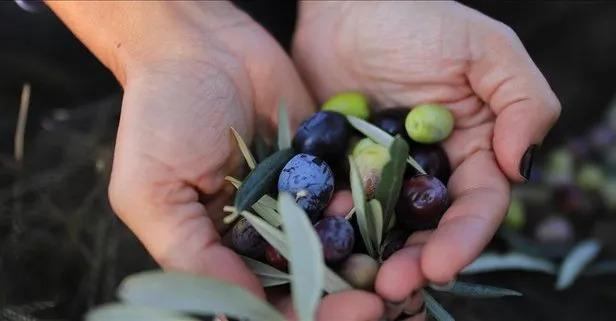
<box><xmin>348</xmin><ymin>155</ymin><xmax>377</xmax><ymax>257</ymax></box>
<box><xmin>117</xmin><ymin>270</ymin><xmax>286</xmax><ymax>321</ymax></box>
<box><xmin>555</xmin><ymin>239</ymin><xmax>602</xmax><ymax>290</ymax></box>
<box><xmin>460</xmin><ymin>252</ymin><xmax>557</xmax><ymax>275</ymax></box>
<box><xmin>278</xmin><ymin>192</ymin><xmax>324</xmax><ymax>321</ymax></box>
<box><xmin>422</xmin><ymin>289</ymin><xmax>455</xmax><ymax>321</ymax></box>
<box><xmin>346</xmin><ymin>115</ymin><xmax>426</xmax><ymax>174</ymax></box>
<box><xmin>225</xmin><ymin>176</ymin><xmax>281</xmax><ymax>227</ymax></box>
<box><xmin>86</xmin><ymin>303</ymin><xmax>200</xmax><ymax>321</ymax></box>
<box><xmin>253</xmin><ymin>134</ymin><xmax>273</xmax><ymax>163</ymax></box>
<box><xmin>240</xmin><ymin>256</ymin><xmax>290</xmax><ymax>288</ymax></box>
<box><xmin>233</xmin><ymin>147</ymin><xmax>295</xmax><ymax>215</ymax></box>
<box><xmin>277</xmin><ymin>99</ymin><xmax>292</xmax><ymax>150</ymax></box>
<box><xmin>237</xmin><ymin>208</ymin><xmax>353</xmax><ymax>294</ymax></box>
<box><xmin>368</xmin><ymin>199</ymin><xmax>384</xmax><ymax>251</ymax></box>
<box><xmin>230</xmin><ymin>127</ymin><xmax>257</xmax><ymax>170</ymax></box>
<box><xmin>429</xmin><ymin>281</ymin><xmax>522</xmax><ymax>298</ymax></box>
<box><xmin>374</xmin><ymin>136</ymin><xmax>409</xmax><ymax>231</ymax></box>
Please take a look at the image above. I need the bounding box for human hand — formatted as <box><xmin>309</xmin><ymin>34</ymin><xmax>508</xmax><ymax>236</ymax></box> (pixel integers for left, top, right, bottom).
<box><xmin>46</xmin><ymin>1</ymin><xmax>386</xmax><ymax>319</ymax></box>
<box><xmin>292</xmin><ymin>1</ymin><xmax>560</xmax><ymax>317</ymax></box>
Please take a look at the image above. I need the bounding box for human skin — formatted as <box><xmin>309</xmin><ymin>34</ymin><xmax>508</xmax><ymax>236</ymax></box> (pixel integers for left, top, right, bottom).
<box><xmin>44</xmin><ymin>1</ymin><xmax>561</xmax><ymax>320</ymax></box>
<box><xmin>292</xmin><ymin>1</ymin><xmax>560</xmax><ymax>317</ymax></box>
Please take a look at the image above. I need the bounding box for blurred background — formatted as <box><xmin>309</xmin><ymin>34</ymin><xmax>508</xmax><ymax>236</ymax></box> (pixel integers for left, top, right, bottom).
<box><xmin>1</xmin><ymin>1</ymin><xmax>616</xmax><ymax>320</ymax></box>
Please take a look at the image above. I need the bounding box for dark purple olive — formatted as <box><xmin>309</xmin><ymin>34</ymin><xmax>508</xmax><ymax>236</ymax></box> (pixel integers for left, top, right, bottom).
<box><xmin>370</xmin><ymin>107</ymin><xmax>412</xmax><ymax>140</ymax></box>
<box><xmin>231</xmin><ymin>218</ymin><xmax>267</xmax><ymax>259</ymax></box>
<box><xmin>314</xmin><ymin>216</ymin><xmax>356</xmax><ymax>264</ymax></box>
<box><xmin>292</xmin><ymin>111</ymin><xmax>351</xmax><ymax>162</ymax></box>
<box><xmin>552</xmin><ymin>184</ymin><xmax>584</xmax><ymax>213</ymax></box>
<box><xmin>395</xmin><ymin>174</ymin><xmax>450</xmax><ymax>231</ymax></box>
<box><xmin>265</xmin><ymin>244</ymin><xmax>288</xmax><ymax>271</ymax></box>
<box><xmin>379</xmin><ymin>228</ymin><xmax>410</xmax><ymax>262</ymax></box>
<box><xmin>587</xmin><ymin>122</ymin><xmax>616</xmax><ymax>150</ymax></box>
<box><xmin>404</xmin><ymin>143</ymin><xmax>452</xmax><ymax>184</ymax></box>
<box><xmin>566</xmin><ymin>136</ymin><xmax>591</xmax><ymax>160</ymax></box>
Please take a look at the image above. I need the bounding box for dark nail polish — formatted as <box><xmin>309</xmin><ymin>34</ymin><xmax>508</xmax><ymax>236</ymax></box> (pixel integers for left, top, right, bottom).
<box><xmin>519</xmin><ymin>144</ymin><xmax>538</xmax><ymax>182</ymax></box>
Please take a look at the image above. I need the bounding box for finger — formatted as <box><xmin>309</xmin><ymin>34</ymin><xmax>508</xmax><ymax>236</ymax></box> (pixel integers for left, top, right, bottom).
<box><xmin>467</xmin><ymin>18</ymin><xmax>561</xmax><ymax>182</ymax></box>
<box><xmin>324</xmin><ymin>190</ymin><xmax>354</xmax><ymax>218</ymax></box>
<box><xmin>375</xmin><ymin>244</ymin><xmax>425</xmax><ymax>303</ymax></box>
<box><xmin>316</xmin><ymin>291</ymin><xmax>385</xmax><ymax>321</ymax></box>
<box><xmin>420</xmin><ymin>150</ymin><xmax>510</xmax><ymax>284</ymax></box>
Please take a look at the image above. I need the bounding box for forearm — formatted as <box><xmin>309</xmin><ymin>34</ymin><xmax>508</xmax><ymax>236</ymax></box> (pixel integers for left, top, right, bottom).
<box><xmin>43</xmin><ymin>0</ymin><xmax>243</xmax><ymax>85</ymax></box>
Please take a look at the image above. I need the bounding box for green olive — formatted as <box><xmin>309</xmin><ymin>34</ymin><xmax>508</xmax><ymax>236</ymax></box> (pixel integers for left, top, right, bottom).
<box><xmin>353</xmin><ymin>144</ymin><xmax>390</xmax><ymax>199</ymax></box>
<box><xmin>404</xmin><ymin>104</ymin><xmax>454</xmax><ymax>143</ymax></box>
<box><xmin>337</xmin><ymin>253</ymin><xmax>380</xmax><ymax>291</ymax></box>
<box><xmin>321</xmin><ymin>92</ymin><xmax>370</xmax><ymax>120</ymax></box>
<box><xmin>351</xmin><ymin>137</ymin><xmax>377</xmax><ymax>158</ymax></box>
<box><xmin>576</xmin><ymin>163</ymin><xmax>605</xmax><ymax>191</ymax></box>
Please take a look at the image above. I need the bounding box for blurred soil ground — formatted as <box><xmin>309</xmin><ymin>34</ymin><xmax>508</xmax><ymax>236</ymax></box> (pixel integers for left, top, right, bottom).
<box><xmin>1</xmin><ymin>1</ymin><xmax>616</xmax><ymax>320</ymax></box>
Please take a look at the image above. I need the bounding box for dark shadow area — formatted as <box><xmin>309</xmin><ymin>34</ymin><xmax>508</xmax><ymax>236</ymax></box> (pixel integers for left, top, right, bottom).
<box><xmin>0</xmin><ymin>1</ymin><xmax>615</xmax><ymax>320</ymax></box>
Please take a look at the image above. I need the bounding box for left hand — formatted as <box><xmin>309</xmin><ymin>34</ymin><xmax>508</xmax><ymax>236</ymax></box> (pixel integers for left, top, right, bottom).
<box><xmin>292</xmin><ymin>1</ymin><xmax>560</xmax><ymax>318</ymax></box>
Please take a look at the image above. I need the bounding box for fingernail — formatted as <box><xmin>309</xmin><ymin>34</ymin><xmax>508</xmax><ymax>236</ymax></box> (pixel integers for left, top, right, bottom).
<box><xmin>519</xmin><ymin>144</ymin><xmax>538</xmax><ymax>182</ymax></box>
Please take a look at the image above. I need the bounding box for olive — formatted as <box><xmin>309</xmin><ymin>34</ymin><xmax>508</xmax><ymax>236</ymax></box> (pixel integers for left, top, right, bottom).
<box><xmin>395</xmin><ymin>174</ymin><xmax>450</xmax><ymax>231</ymax></box>
<box><xmin>337</xmin><ymin>254</ymin><xmax>380</xmax><ymax>291</ymax></box>
<box><xmin>231</xmin><ymin>218</ymin><xmax>267</xmax><ymax>260</ymax></box>
<box><xmin>576</xmin><ymin>163</ymin><xmax>606</xmax><ymax>191</ymax></box>
<box><xmin>369</xmin><ymin>107</ymin><xmax>412</xmax><ymax>140</ymax></box>
<box><xmin>314</xmin><ymin>216</ymin><xmax>356</xmax><ymax>265</ymax></box>
<box><xmin>353</xmin><ymin>143</ymin><xmax>391</xmax><ymax>199</ymax></box>
<box><xmin>321</xmin><ymin>92</ymin><xmax>371</xmax><ymax>120</ymax></box>
<box><xmin>534</xmin><ymin>215</ymin><xmax>574</xmax><ymax>245</ymax></box>
<box><xmin>278</xmin><ymin>153</ymin><xmax>335</xmax><ymax>221</ymax></box>
<box><xmin>503</xmin><ymin>197</ymin><xmax>526</xmax><ymax>231</ymax></box>
<box><xmin>405</xmin><ymin>104</ymin><xmax>454</xmax><ymax>144</ymax></box>
<box><xmin>265</xmin><ymin>244</ymin><xmax>288</xmax><ymax>271</ymax></box>
<box><xmin>404</xmin><ymin>143</ymin><xmax>452</xmax><ymax>184</ymax></box>
<box><xmin>292</xmin><ymin>111</ymin><xmax>351</xmax><ymax>162</ymax></box>
<box><xmin>352</xmin><ymin>137</ymin><xmax>378</xmax><ymax>158</ymax></box>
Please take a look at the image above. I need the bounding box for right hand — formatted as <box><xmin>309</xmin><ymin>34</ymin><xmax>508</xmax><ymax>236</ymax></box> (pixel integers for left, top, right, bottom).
<box><xmin>45</xmin><ymin>1</ymin><xmax>385</xmax><ymax>319</ymax></box>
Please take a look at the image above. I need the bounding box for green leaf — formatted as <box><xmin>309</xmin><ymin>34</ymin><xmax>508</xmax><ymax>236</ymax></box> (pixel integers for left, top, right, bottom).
<box><xmin>234</xmin><ymin>147</ymin><xmax>295</xmax><ymax>214</ymax></box>
<box><xmin>225</xmin><ymin>176</ymin><xmax>281</xmax><ymax>227</ymax></box>
<box><xmin>429</xmin><ymin>281</ymin><xmax>522</xmax><ymax>298</ymax></box>
<box><xmin>422</xmin><ymin>289</ymin><xmax>455</xmax><ymax>321</ymax></box>
<box><xmin>253</xmin><ymin>134</ymin><xmax>273</xmax><ymax>163</ymax></box>
<box><xmin>349</xmin><ymin>156</ymin><xmax>376</xmax><ymax>257</ymax></box>
<box><xmin>86</xmin><ymin>303</ymin><xmax>200</xmax><ymax>321</ymax></box>
<box><xmin>278</xmin><ymin>193</ymin><xmax>324</xmax><ymax>321</ymax></box>
<box><xmin>277</xmin><ymin>99</ymin><xmax>292</xmax><ymax>150</ymax></box>
<box><xmin>117</xmin><ymin>270</ymin><xmax>286</xmax><ymax>321</ymax></box>
<box><xmin>368</xmin><ymin>199</ymin><xmax>384</xmax><ymax>250</ymax></box>
<box><xmin>460</xmin><ymin>252</ymin><xmax>557</xmax><ymax>275</ymax></box>
<box><xmin>238</xmin><ymin>209</ymin><xmax>353</xmax><ymax>294</ymax></box>
<box><xmin>240</xmin><ymin>256</ymin><xmax>290</xmax><ymax>288</ymax></box>
<box><xmin>230</xmin><ymin>127</ymin><xmax>257</xmax><ymax>170</ymax></box>
<box><xmin>346</xmin><ymin>115</ymin><xmax>425</xmax><ymax>174</ymax></box>
<box><xmin>556</xmin><ymin>239</ymin><xmax>602</xmax><ymax>290</ymax></box>
<box><xmin>374</xmin><ymin>136</ymin><xmax>409</xmax><ymax>230</ymax></box>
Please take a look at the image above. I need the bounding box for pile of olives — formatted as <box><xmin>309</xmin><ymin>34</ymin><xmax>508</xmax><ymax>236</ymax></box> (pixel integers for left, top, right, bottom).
<box><xmin>230</xmin><ymin>91</ymin><xmax>455</xmax><ymax>292</ymax></box>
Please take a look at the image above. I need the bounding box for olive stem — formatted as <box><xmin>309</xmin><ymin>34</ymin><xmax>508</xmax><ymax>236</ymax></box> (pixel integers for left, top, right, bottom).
<box><xmin>295</xmin><ymin>190</ymin><xmax>308</xmax><ymax>201</ymax></box>
<box><xmin>345</xmin><ymin>206</ymin><xmax>356</xmax><ymax>220</ymax></box>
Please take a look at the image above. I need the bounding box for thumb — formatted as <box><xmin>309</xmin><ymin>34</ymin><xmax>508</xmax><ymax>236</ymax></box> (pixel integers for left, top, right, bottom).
<box><xmin>467</xmin><ymin>21</ymin><xmax>561</xmax><ymax>183</ymax></box>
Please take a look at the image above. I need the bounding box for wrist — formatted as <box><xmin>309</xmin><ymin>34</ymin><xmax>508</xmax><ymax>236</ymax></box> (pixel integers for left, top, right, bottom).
<box><xmin>44</xmin><ymin>1</ymin><xmax>246</xmax><ymax>86</ymax></box>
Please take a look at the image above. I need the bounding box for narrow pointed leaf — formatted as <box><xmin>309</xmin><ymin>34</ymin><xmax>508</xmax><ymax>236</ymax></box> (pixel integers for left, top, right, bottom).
<box><xmin>86</xmin><ymin>304</ymin><xmax>200</xmax><ymax>321</ymax></box>
<box><xmin>234</xmin><ymin>147</ymin><xmax>295</xmax><ymax>214</ymax></box>
<box><xmin>253</xmin><ymin>134</ymin><xmax>273</xmax><ymax>163</ymax></box>
<box><xmin>239</xmin><ymin>210</ymin><xmax>353</xmax><ymax>294</ymax></box>
<box><xmin>430</xmin><ymin>281</ymin><xmax>522</xmax><ymax>298</ymax></box>
<box><xmin>241</xmin><ymin>255</ymin><xmax>290</xmax><ymax>280</ymax></box>
<box><xmin>117</xmin><ymin>270</ymin><xmax>286</xmax><ymax>321</ymax></box>
<box><xmin>422</xmin><ymin>289</ymin><xmax>455</xmax><ymax>321</ymax></box>
<box><xmin>277</xmin><ymin>100</ymin><xmax>292</xmax><ymax>150</ymax></box>
<box><xmin>374</xmin><ymin>136</ymin><xmax>409</xmax><ymax>230</ymax></box>
<box><xmin>230</xmin><ymin>127</ymin><xmax>257</xmax><ymax>170</ymax></box>
<box><xmin>368</xmin><ymin>199</ymin><xmax>384</xmax><ymax>249</ymax></box>
<box><xmin>349</xmin><ymin>156</ymin><xmax>376</xmax><ymax>257</ymax></box>
<box><xmin>460</xmin><ymin>252</ymin><xmax>557</xmax><ymax>275</ymax></box>
<box><xmin>279</xmin><ymin>193</ymin><xmax>324</xmax><ymax>321</ymax></box>
<box><xmin>346</xmin><ymin>116</ymin><xmax>425</xmax><ymax>173</ymax></box>
<box><xmin>225</xmin><ymin>177</ymin><xmax>280</xmax><ymax>226</ymax></box>
<box><xmin>556</xmin><ymin>239</ymin><xmax>602</xmax><ymax>290</ymax></box>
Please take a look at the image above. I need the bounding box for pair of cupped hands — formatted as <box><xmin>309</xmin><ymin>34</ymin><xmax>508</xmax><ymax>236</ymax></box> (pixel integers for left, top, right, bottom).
<box><xmin>48</xmin><ymin>1</ymin><xmax>561</xmax><ymax>320</ymax></box>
